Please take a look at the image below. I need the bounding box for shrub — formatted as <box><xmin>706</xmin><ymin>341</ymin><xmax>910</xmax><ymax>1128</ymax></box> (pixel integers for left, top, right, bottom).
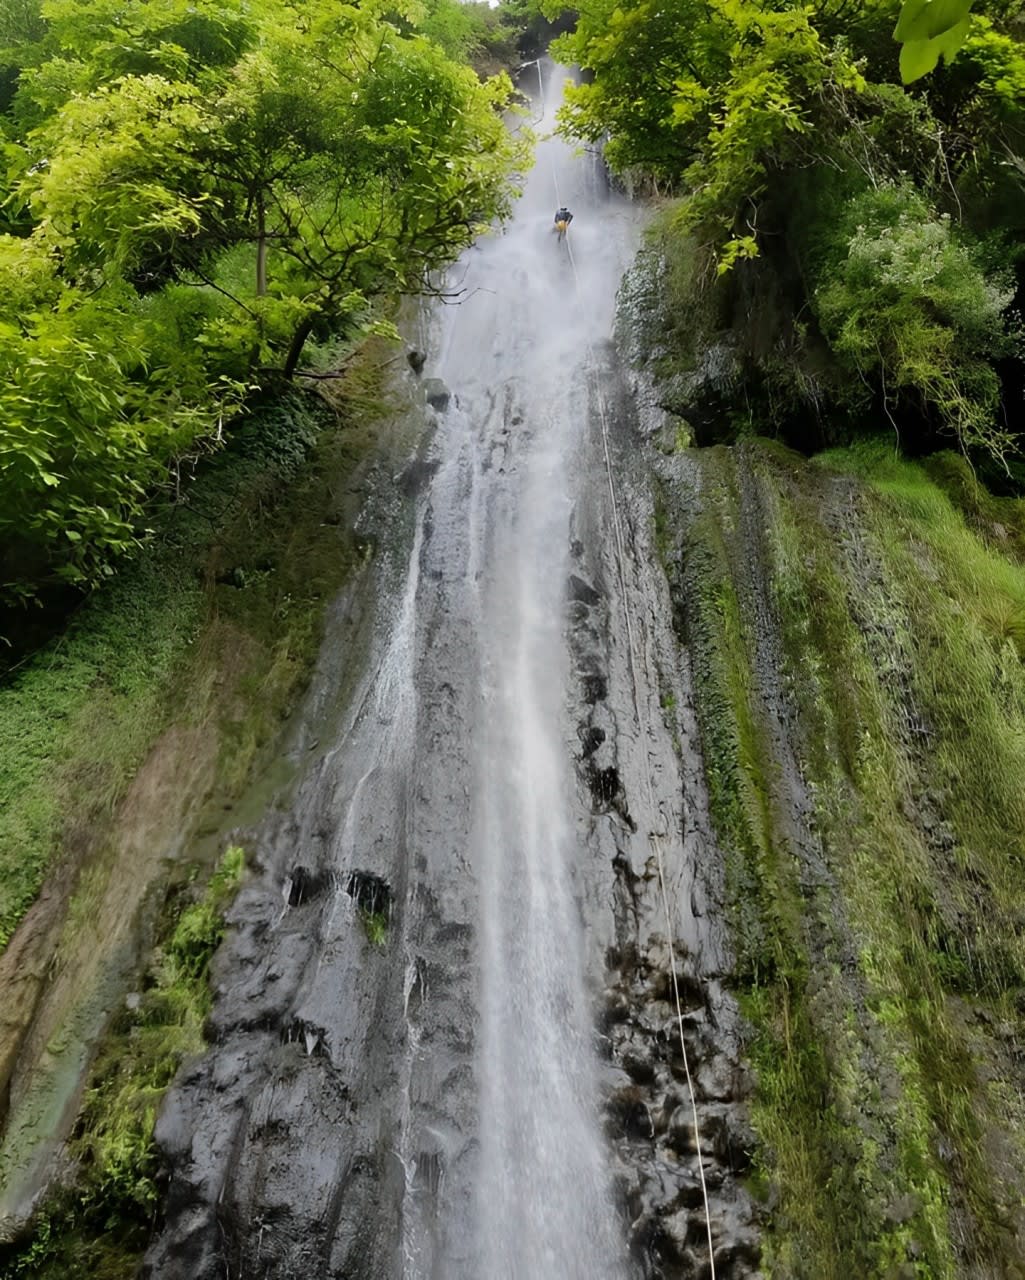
<box><xmin>814</xmin><ymin>184</ymin><xmax>1020</xmax><ymax>463</ymax></box>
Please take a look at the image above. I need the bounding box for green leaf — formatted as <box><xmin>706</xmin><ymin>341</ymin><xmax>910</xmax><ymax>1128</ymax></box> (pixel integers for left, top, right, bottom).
<box><xmin>894</xmin><ymin>0</ymin><xmax>971</xmax><ymax>43</ymax></box>
<box><xmin>893</xmin><ymin>0</ymin><xmax>933</xmax><ymax>42</ymax></box>
<box><xmin>899</xmin><ymin>14</ymin><xmax>971</xmax><ymax>81</ymax></box>
<box><xmin>900</xmin><ymin>36</ymin><xmax>943</xmax><ymax>82</ymax></box>
<box><xmin>935</xmin><ymin>15</ymin><xmax>971</xmax><ymax>60</ymax></box>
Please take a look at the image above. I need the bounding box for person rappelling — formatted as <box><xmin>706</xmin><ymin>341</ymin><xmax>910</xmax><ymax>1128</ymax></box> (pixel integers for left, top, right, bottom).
<box><xmin>554</xmin><ymin>207</ymin><xmax>573</xmax><ymax>237</ymax></box>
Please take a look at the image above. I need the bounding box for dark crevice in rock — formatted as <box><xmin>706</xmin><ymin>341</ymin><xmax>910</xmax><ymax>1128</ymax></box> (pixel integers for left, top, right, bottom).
<box><xmin>607</xmin><ymin>1086</ymin><xmax>656</xmax><ymax>1140</ymax></box>
<box><xmin>344</xmin><ymin>870</ymin><xmax>392</xmax><ymax>919</ymax></box>
<box><xmin>581</xmin><ymin>671</ymin><xmax>609</xmax><ymax>704</ymax></box>
<box><xmin>586</xmin><ymin>762</ymin><xmax>636</xmax><ymax>830</ymax></box>
<box><xmin>568</xmin><ymin>574</ymin><xmax>602</xmax><ymax>607</ymax></box>
<box><xmin>396</xmin><ymin>457</ymin><xmax>440</xmax><ymax>498</ymax></box>
<box><xmin>279</xmin><ymin>1017</ymin><xmax>332</xmax><ymax>1059</ymax></box>
<box><xmin>285</xmin><ymin>865</ymin><xmax>333</xmax><ymax>907</ymax></box>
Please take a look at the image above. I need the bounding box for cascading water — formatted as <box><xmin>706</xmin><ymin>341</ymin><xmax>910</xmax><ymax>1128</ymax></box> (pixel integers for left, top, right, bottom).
<box><xmin>431</xmin><ymin>66</ymin><xmax>639</xmax><ymax>1278</ymax></box>
<box><xmin>145</xmin><ymin>60</ymin><xmax>665</xmax><ymax>1280</ymax></box>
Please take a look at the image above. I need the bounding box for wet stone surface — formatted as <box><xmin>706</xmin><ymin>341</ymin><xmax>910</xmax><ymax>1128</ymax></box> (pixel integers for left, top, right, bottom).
<box><xmin>563</xmin><ymin>367</ymin><xmax>763</xmax><ymax>1279</ymax></box>
<box><xmin>144</xmin><ymin>64</ymin><xmax>763</xmax><ymax>1280</ymax></box>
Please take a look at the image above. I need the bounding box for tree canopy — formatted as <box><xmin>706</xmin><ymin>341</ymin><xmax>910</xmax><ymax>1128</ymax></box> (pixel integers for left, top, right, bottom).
<box><xmin>552</xmin><ymin>0</ymin><xmax>1025</xmax><ymax>465</ymax></box>
<box><xmin>0</xmin><ymin>0</ymin><xmax>529</xmax><ymax>606</ymax></box>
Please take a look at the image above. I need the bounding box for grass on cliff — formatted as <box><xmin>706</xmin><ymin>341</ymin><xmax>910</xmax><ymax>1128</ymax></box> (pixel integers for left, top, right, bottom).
<box><xmin>775</xmin><ymin>440</ymin><xmax>1025</xmax><ymax>1272</ymax></box>
<box><xmin>667</xmin><ymin>452</ymin><xmax>912</xmax><ymax>1278</ymax></box>
<box><xmin>0</xmin><ymin>362</ymin><xmax>383</xmax><ymax>952</ymax></box>
<box><xmin>0</xmin><ymin>846</ymin><xmax>244</xmax><ymax>1279</ymax></box>
<box><xmin>672</xmin><ymin>439</ymin><xmax>1025</xmax><ymax>1276</ymax></box>
<box><xmin>0</xmin><ymin>350</ymin><xmax>393</xmax><ymax>1277</ymax></box>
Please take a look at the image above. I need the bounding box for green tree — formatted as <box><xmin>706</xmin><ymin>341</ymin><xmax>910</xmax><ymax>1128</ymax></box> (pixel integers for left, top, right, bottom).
<box><xmin>551</xmin><ymin>0</ymin><xmax>865</xmax><ymax>248</ymax></box>
<box><xmin>0</xmin><ymin>0</ymin><xmax>528</xmax><ymax>604</ymax></box>
<box><xmin>0</xmin><ymin>238</ymin><xmax>240</xmax><ymax>596</ymax></box>
<box><xmin>24</xmin><ymin>74</ymin><xmax>210</xmax><ymax>274</ymax></box>
<box><xmin>814</xmin><ymin>184</ymin><xmax>1019</xmax><ymax>460</ymax></box>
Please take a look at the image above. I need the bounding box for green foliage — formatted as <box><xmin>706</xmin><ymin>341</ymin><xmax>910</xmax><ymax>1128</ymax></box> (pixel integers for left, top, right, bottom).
<box><xmin>419</xmin><ymin>0</ymin><xmax>519</xmax><ymax>68</ymax></box>
<box><xmin>25</xmin><ymin>75</ymin><xmax>209</xmax><ymax>270</ymax></box>
<box><xmin>0</xmin><ymin>363</ymin><xmax>381</xmax><ymax>1270</ymax></box>
<box><xmin>0</xmin><ymin>846</ymin><xmax>244</xmax><ymax>1278</ymax></box>
<box><xmin>552</xmin><ymin>0</ymin><xmax>865</xmax><ymax>237</ymax></box>
<box><xmin>895</xmin><ymin>0</ymin><xmax>976</xmax><ymax>82</ymax></box>
<box><xmin>0</xmin><ymin>389</ymin><xmax>351</xmax><ymax>949</ymax></box>
<box><xmin>0</xmin><ymin>0</ymin><xmax>527</xmax><ymax>606</ymax></box>
<box><xmin>566</xmin><ymin>0</ymin><xmax>1025</xmax><ymax>464</ymax></box>
<box><xmin>360</xmin><ymin>908</ymin><xmax>389</xmax><ymax>946</ymax></box>
<box><xmin>0</xmin><ymin>235</ymin><xmax>247</xmax><ymax>599</ymax></box>
<box><xmin>73</xmin><ymin>846</ymin><xmax>243</xmax><ymax>1219</ymax></box>
<box><xmin>667</xmin><ymin>439</ymin><xmax>1025</xmax><ymax>1272</ymax></box>
<box><xmin>813</xmin><ymin>184</ymin><xmax>1019</xmax><ymax>461</ymax></box>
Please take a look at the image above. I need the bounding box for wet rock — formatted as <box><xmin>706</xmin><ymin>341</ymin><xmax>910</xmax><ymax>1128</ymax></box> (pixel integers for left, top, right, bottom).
<box><xmin>664</xmin><ymin>1101</ymin><xmax>753</xmax><ymax>1175</ymax></box>
<box><xmin>407</xmin><ymin>349</ymin><xmax>426</xmax><ymax>374</ymax></box>
<box><xmin>153</xmin><ymin>1084</ymin><xmax>198</xmax><ymax>1161</ymax></box>
<box><xmin>608</xmin><ymin>1086</ymin><xmax>655</xmax><ymax>1139</ymax></box>
<box><xmin>694</xmin><ymin>1054</ymin><xmax>741</xmax><ymax>1103</ymax></box>
<box><xmin>423</xmin><ymin>377</ymin><xmax>451</xmax><ymax>410</ymax></box>
<box><xmin>633</xmin><ymin>1212</ymin><xmax>686</xmax><ymax>1269</ymax></box>
<box><xmin>666</xmin><ymin>1101</ymin><xmax>701</xmax><ymax>1156</ymax></box>
<box><xmin>285</xmin><ymin>865</ymin><xmax>332</xmax><ymax>907</ymax></box>
<box><xmin>578</xmin><ymin>725</ymin><xmax>606</xmax><ymax>757</ymax></box>
<box><xmin>344</xmin><ymin>869</ymin><xmax>391</xmax><ymax>918</ymax></box>
<box><xmin>602</xmin><ymin>989</ymin><xmax>633</xmax><ymax>1028</ymax></box>
<box><xmin>587</xmin><ymin>763</ymin><xmax>623</xmax><ymax>809</ymax></box>
<box><xmin>280</xmin><ymin>1017</ymin><xmax>331</xmax><ymax>1059</ymax></box>
<box><xmin>622</xmin><ymin>1050</ymin><xmax>656</xmax><ymax>1085</ymax></box>
<box><xmin>211</xmin><ymin>1049</ymin><xmax>252</xmax><ymax>1093</ymax></box>
<box><xmin>581</xmin><ymin>671</ymin><xmax>608</xmax><ymax>703</ymax></box>
<box><xmin>714</xmin><ymin>1227</ymin><xmax>762</xmax><ymax>1273</ymax></box>
<box><xmin>568</xmin><ymin>574</ymin><xmax>602</xmax><ymax>607</ymax></box>
<box><xmin>885</xmin><ymin>1191</ymin><xmax>922</xmax><ymax>1225</ymax></box>
<box><xmin>397</xmin><ymin>457</ymin><xmax>440</xmax><ymax>497</ymax></box>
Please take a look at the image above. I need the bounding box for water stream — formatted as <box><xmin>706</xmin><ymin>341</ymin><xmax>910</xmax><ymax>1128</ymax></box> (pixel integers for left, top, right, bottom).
<box><xmin>146</xmin><ymin>61</ymin><xmax>650</xmax><ymax>1279</ymax></box>
<box><xmin>434</xmin><ymin>65</ymin><xmax>638</xmax><ymax>1278</ymax></box>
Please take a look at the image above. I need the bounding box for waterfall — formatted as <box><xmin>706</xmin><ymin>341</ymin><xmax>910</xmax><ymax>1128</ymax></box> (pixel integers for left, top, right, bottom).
<box><xmin>429</xmin><ymin>60</ymin><xmax>639</xmax><ymax>1278</ymax></box>
<box><xmin>144</xmin><ymin>59</ymin><xmax>645</xmax><ymax>1280</ymax></box>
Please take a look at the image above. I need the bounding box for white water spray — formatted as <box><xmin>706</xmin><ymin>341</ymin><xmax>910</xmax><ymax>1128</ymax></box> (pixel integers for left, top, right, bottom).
<box><xmin>429</xmin><ymin>63</ymin><xmax>640</xmax><ymax>1278</ymax></box>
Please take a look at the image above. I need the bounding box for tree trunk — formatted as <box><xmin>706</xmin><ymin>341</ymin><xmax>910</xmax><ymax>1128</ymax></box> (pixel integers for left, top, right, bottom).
<box><xmin>256</xmin><ymin>196</ymin><xmax>267</xmax><ymax>298</ymax></box>
<box><xmin>283</xmin><ymin>315</ymin><xmax>317</xmax><ymax>380</ymax></box>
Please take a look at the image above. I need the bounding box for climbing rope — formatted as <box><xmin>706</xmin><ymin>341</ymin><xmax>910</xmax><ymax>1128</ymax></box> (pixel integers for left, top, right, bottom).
<box><xmin>551</xmin><ymin>145</ymin><xmax>718</xmax><ymax>1277</ymax></box>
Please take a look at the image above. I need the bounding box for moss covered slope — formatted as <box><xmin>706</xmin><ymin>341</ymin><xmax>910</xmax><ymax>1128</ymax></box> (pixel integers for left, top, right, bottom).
<box><xmin>658</xmin><ymin>438</ymin><xmax>1025</xmax><ymax>1277</ymax></box>
<box><xmin>0</xmin><ymin>355</ymin><xmax>393</xmax><ymax>1266</ymax></box>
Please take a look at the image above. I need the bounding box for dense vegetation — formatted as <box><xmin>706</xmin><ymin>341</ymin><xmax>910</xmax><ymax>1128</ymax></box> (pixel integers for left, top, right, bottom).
<box><xmin>652</xmin><ymin>434</ymin><xmax>1025</xmax><ymax>1276</ymax></box>
<box><xmin>0</xmin><ymin>341</ymin><xmax>409</xmax><ymax>1274</ymax></box>
<box><xmin>552</xmin><ymin>0</ymin><xmax>1025</xmax><ymax>471</ymax></box>
<box><xmin>0</xmin><ymin>846</ymin><xmax>244</xmax><ymax>1278</ymax></box>
<box><xmin>597</xmin><ymin>2</ymin><xmax>1025</xmax><ymax>1272</ymax></box>
<box><xmin>0</xmin><ymin>0</ymin><xmax>528</xmax><ymax>612</ymax></box>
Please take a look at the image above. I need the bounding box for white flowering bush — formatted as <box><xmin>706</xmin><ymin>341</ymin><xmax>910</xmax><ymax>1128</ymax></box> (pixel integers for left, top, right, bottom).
<box><xmin>815</xmin><ymin>184</ymin><xmax>1019</xmax><ymax>463</ymax></box>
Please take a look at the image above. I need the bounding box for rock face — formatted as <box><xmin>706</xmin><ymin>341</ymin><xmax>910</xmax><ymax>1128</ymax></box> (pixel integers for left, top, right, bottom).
<box><xmin>146</xmin><ymin>64</ymin><xmax>761</xmax><ymax>1280</ymax></box>
<box><xmin>145</xmin><ymin>372</ymin><xmax>763</xmax><ymax>1280</ymax></box>
<box><xmin>563</xmin><ymin>366</ymin><xmax>761</xmax><ymax>1278</ymax></box>
<box><xmin>422</xmin><ymin>377</ymin><xmax>451</xmax><ymax>411</ymax></box>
